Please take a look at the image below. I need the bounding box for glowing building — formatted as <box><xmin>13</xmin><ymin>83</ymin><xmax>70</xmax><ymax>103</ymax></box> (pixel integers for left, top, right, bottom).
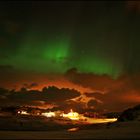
<box><xmin>62</xmin><ymin>109</ymin><xmax>80</xmax><ymax>120</ymax></box>
<box><xmin>42</xmin><ymin>111</ymin><xmax>56</xmax><ymax>117</ymax></box>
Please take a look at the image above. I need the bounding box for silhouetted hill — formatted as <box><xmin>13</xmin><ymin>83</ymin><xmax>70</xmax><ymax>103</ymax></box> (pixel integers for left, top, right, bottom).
<box><xmin>118</xmin><ymin>104</ymin><xmax>140</xmax><ymax>121</ymax></box>
<box><xmin>103</xmin><ymin>112</ymin><xmax>121</xmax><ymax>118</ymax></box>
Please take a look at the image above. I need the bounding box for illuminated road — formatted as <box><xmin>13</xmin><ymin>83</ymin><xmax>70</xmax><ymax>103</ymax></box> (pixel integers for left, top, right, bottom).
<box><xmin>85</xmin><ymin>118</ymin><xmax>118</xmax><ymax>124</ymax></box>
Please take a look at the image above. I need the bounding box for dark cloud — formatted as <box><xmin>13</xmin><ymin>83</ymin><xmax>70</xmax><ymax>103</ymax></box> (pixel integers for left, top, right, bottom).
<box><xmin>66</xmin><ymin>69</ymin><xmax>140</xmax><ymax>112</ymax></box>
<box><xmin>65</xmin><ymin>68</ymin><xmax>115</xmax><ymax>91</ymax></box>
<box><xmin>0</xmin><ymin>86</ymin><xmax>81</xmax><ymax>108</ymax></box>
<box><xmin>52</xmin><ymin>100</ymin><xmax>87</xmax><ymax>113</ymax></box>
<box><xmin>85</xmin><ymin>92</ymin><xmax>103</xmax><ymax>98</ymax></box>
<box><xmin>87</xmin><ymin>99</ymin><xmax>98</xmax><ymax>108</ymax></box>
<box><xmin>41</xmin><ymin>86</ymin><xmax>81</xmax><ymax>102</ymax></box>
<box><xmin>0</xmin><ymin>65</ymin><xmax>140</xmax><ymax>112</ymax></box>
<box><xmin>87</xmin><ymin>99</ymin><xmax>103</xmax><ymax>112</ymax></box>
<box><xmin>23</xmin><ymin>83</ymin><xmax>38</xmax><ymax>89</ymax></box>
<box><xmin>0</xmin><ymin>98</ymin><xmax>46</xmax><ymax>108</ymax></box>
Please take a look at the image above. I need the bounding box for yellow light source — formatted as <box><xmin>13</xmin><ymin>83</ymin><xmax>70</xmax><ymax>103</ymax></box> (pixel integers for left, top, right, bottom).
<box><xmin>20</xmin><ymin>111</ymin><xmax>29</xmax><ymax>115</ymax></box>
<box><xmin>62</xmin><ymin>109</ymin><xmax>80</xmax><ymax>120</ymax></box>
<box><xmin>42</xmin><ymin>111</ymin><xmax>56</xmax><ymax>117</ymax></box>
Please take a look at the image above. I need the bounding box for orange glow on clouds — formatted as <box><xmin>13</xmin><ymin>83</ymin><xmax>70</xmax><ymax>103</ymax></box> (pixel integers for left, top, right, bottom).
<box><xmin>2</xmin><ymin>73</ymin><xmax>92</xmax><ymax>94</ymax></box>
<box><xmin>122</xmin><ymin>93</ymin><xmax>140</xmax><ymax>103</ymax></box>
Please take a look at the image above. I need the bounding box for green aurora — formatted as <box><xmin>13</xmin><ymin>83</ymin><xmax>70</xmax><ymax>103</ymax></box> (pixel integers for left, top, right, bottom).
<box><xmin>0</xmin><ymin>33</ymin><xmax>122</xmax><ymax>78</ymax></box>
<box><xmin>0</xmin><ymin>1</ymin><xmax>140</xmax><ymax>79</ymax></box>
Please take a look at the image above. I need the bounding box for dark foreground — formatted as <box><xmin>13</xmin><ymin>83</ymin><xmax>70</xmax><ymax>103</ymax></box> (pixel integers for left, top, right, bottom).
<box><xmin>0</xmin><ymin>115</ymin><xmax>140</xmax><ymax>139</ymax></box>
<box><xmin>0</xmin><ymin>121</ymin><xmax>140</xmax><ymax>139</ymax></box>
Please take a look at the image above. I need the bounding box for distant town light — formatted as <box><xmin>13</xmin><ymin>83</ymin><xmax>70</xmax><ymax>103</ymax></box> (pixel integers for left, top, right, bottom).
<box><xmin>62</xmin><ymin>109</ymin><xmax>80</xmax><ymax>120</ymax></box>
<box><xmin>18</xmin><ymin>110</ymin><xmax>29</xmax><ymax>115</ymax></box>
<box><xmin>42</xmin><ymin>111</ymin><xmax>56</xmax><ymax>117</ymax></box>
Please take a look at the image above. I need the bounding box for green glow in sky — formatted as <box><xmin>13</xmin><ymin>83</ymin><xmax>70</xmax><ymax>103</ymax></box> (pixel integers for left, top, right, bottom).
<box><xmin>75</xmin><ymin>55</ymin><xmax>122</xmax><ymax>78</ymax></box>
<box><xmin>43</xmin><ymin>38</ymin><xmax>70</xmax><ymax>65</ymax></box>
<box><xmin>1</xmin><ymin>1</ymin><xmax>140</xmax><ymax>82</ymax></box>
<box><xmin>0</xmin><ymin>33</ymin><xmax>122</xmax><ymax>78</ymax></box>
<box><xmin>5</xmin><ymin>35</ymin><xmax>72</xmax><ymax>73</ymax></box>
<box><xmin>41</xmin><ymin>37</ymin><xmax>71</xmax><ymax>73</ymax></box>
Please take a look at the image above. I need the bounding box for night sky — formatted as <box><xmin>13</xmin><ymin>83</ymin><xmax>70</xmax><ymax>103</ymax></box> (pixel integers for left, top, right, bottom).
<box><xmin>0</xmin><ymin>1</ymin><xmax>140</xmax><ymax>112</ymax></box>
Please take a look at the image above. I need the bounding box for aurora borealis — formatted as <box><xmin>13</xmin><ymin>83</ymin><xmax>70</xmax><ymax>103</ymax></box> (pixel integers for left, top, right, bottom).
<box><xmin>0</xmin><ymin>1</ymin><xmax>140</xmax><ymax>112</ymax></box>
<box><xmin>1</xmin><ymin>1</ymin><xmax>140</xmax><ymax>77</ymax></box>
